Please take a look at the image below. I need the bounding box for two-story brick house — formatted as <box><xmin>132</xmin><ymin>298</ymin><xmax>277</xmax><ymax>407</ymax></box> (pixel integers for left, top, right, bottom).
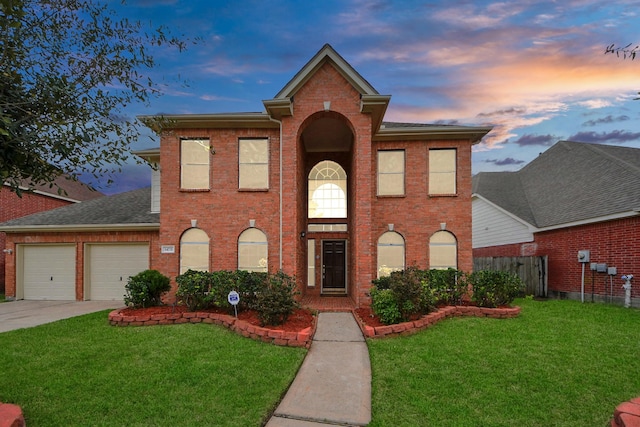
<box><xmin>1</xmin><ymin>44</ymin><xmax>490</xmax><ymax>305</ymax></box>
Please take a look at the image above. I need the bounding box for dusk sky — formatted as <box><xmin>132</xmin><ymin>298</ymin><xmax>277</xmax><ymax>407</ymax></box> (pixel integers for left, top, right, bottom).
<box><xmin>97</xmin><ymin>0</ymin><xmax>640</xmax><ymax>194</ymax></box>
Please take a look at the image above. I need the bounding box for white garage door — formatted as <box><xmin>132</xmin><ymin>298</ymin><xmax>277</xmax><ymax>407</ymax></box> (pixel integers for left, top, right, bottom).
<box><xmin>86</xmin><ymin>244</ymin><xmax>149</xmax><ymax>301</ymax></box>
<box><xmin>22</xmin><ymin>245</ymin><xmax>76</xmax><ymax>300</ymax></box>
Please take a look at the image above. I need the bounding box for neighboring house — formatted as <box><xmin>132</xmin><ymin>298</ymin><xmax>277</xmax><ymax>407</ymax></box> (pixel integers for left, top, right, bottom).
<box><xmin>0</xmin><ymin>176</ymin><xmax>102</xmax><ymax>294</ymax></box>
<box><xmin>473</xmin><ymin>140</ymin><xmax>640</xmax><ymax>307</ymax></box>
<box><xmin>1</xmin><ymin>44</ymin><xmax>491</xmax><ymax>305</ymax></box>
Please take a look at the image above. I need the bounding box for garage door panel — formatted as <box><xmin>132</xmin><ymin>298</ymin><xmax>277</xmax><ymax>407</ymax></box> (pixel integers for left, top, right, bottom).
<box><xmin>23</xmin><ymin>245</ymin><xmax>76</xmax><ymax>300</ymax></box>
<box><xmin>88</xmin><ymin>244</ymin><xmax>149</xmax><ymax>301</ymax></box>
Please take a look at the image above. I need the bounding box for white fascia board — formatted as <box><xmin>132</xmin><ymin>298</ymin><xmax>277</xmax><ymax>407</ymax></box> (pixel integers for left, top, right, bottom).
<box><xmin>0</xmin><ymin>223</ymin><xmax>160</xmax><ymax>233</ymax></box>
<box><xmin>472</xmin><ymin>193</ymin><xmax>537</xmax><ymax>232</ymax></box>
<box><xmin>137</xmin><ymin>113</ymin><xmax>277</xmax><ymax>129</ymax></box>
<box><xmin>375</xmin><ymin>126</ymin><xmax>492</xmax><ymax>143</ymax></box>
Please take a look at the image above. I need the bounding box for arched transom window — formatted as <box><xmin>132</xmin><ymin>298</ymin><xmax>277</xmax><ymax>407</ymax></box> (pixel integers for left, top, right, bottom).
<box><xmin>377</xmin><ymin>231</ymin><xmax>405</xmax><ymax>278</ymax></box>
<box><xmin>429</xmin><ymin>231</ymin><xmax>457</xmax><ymax>269</ymax></box>
<box><xmin>308</xmin><ymin>161</ymin><xmax>347</xmax><ymax>219</ymax></box>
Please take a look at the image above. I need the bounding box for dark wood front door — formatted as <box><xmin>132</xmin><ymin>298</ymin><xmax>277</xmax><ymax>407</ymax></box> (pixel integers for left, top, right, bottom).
<box><xmin>322</xmin><ymin>240</ymin><xmax>346</xmax><ymax>291</ymax></box>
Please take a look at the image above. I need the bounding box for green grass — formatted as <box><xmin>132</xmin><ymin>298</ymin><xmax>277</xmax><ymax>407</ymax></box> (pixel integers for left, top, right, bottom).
<box><xmin>0</xmin><ymin>311</ymin><xmax>306</xmax><ymax>426</ymax></box>
<box><xmin>0</xmin><ymin>293</ymin><xmax>4</xmax><ymax>302</ymax></box>
<box><xmin>368</xmin><ymin>298</ymin><xmax>640</xmax><ymax>426</ymax></box>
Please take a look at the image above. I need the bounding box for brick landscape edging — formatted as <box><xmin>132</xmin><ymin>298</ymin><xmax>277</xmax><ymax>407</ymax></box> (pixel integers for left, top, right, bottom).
<box><xmin>0</xmin><ymin>402</ymin><xmax>25</xmax><ymax>427</ymax></box>
<box><xmin>611</xmin><ymin>396</ymin><xmax>640</xmax><ymax>427</ymax></box>
<box><xmin>108</xmin><ymin>309</ymin><xmax>315</xmax><ymax>348</ymax></box>
<box><xmin>353</xmin><ymin>305</ymin><xmax>522</xmax><ymax>338</ymax></box>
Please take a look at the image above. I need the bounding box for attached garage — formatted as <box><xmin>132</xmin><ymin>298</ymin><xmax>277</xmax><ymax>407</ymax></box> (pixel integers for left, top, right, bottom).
<box><xmin>0</xmin><ymin>187</ymin><xmax>160</xmax><ymax>302</ymax></box>
<box><xmin>85</xmin><ymin>244</ymin><xmax>149</xmax><ymax>301</ymax></box>
<box><xmin>20</xmin><ymin>245</ymin><xmax>76</xmax><ymax>300</ymax></box>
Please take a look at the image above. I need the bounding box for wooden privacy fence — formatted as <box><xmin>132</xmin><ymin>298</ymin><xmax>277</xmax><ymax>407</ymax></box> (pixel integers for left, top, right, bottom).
<box><xmin>473</xmin><ymin>256</ymin><xmax>548</xmax><ymax>297</ymax></box>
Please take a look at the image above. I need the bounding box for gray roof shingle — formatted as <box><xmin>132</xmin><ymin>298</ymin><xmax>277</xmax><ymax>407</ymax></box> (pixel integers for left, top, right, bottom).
<box><xmin>473</xmin><ymin>141</ymin><xmax>640</xmax><ymax>228</ymax></box>
<box><xmin>0</xmin><ymin>187</ymin><xmax>158</xmax><ymax>229</ymax></box>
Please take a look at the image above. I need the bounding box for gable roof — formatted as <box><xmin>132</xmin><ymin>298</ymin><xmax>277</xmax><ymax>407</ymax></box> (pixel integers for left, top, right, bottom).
<box><xmin>473</xmin><ymin>141</ymin><xmax>640</xmax><ymax>229</ymax></box>
<box><xmin>274</xmin><ymin>44</ymin><xmax>379</xmax><ymax>99</ymax></box>
<box><xmin>4</xmin><ymin>174</ymin><xmax>104</xmax><ymax>203</ymax></box>
<box><xmin>263</xmin><ymin>44</ymin><xmax>392</xmax><ymax>133</ymax></box>
<box><xmin>140</xmin><ymin>44</ymin><xmax>491</xmax><ymax>143</ymax></box>
<box><xmin>0</xmin><ymin>187</ymin><xmax>159</xmax><ymax>232</ymax></box>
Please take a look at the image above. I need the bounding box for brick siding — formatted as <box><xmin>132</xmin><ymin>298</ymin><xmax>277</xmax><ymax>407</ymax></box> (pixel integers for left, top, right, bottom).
<box><xmin>473</xmin><ymin>217</ymin><xmax>640</xmax><ymax>301</ymax></box>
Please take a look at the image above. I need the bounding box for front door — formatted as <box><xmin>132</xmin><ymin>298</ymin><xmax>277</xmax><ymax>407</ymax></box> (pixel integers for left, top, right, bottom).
<box><xmin>322</xmin><ymin>240</ymin><xmax>346</xmax><ymax>293</ymax></box>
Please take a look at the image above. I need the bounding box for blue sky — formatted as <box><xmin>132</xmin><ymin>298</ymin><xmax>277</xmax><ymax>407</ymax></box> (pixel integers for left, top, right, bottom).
<box><xmin>98</xmin><ymin>0</ymin><xmax>640</xmax><ymax>194</ymax></box>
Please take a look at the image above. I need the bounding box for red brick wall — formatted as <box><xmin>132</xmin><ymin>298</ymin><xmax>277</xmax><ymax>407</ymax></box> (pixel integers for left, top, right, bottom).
<box><xmin>285</xmin><ymin>62</ymin><xmax>373</xmax><ymax>305</ymax></box>
<box><xmin>153</xmin><ymin>61</ymin><xmax>477</xmax><ymax>307</ymax></box>
<box><xmin>156</xmin><ymin>127</ymin><xmax>281</xmax><ymax>293</ymax></box>
<box><xmin>372</xmin><ymin>140</ymin><xmax>474</xmax><ymax>274</ymax></box>
<box><xmin>473</xmin><ymin>217</ymin><xmax>640</xmax><ymax>300</ymax></box>
<box><xmin>4</xmin><ymin>230</ymin><xmax>158</xmax><ymax>300</ymax></box>
<box><xmin>0</xmin><ymin>187</ymin><xmax>72</xmax><ymax>291</ymax></box>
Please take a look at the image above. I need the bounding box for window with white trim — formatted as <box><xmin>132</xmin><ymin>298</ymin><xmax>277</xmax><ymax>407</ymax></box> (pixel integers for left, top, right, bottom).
<box><xmin>377</xmin><ymin>150</ymin><xmax>405</xmax><ymax>196</ymax></box>
<box><xmin>181</xmin><ymin>139</ymin><xmax>210</xmax><ymax>190</ymax></box>
<box><xmin>429</xmin><ymin>230</ymin><xmax>457</xmax><ymax>269</ymax></box>
<box><xmin>239</xmin><ymin>138</ymin><xmax>269</xmax><ymax>189</ymax></box>
<box><xmin>377</xmin><ymin>231</ymin><xmax>405</xmax><ymax>277</ymax></box>
<box><xmin>429</xmin><ymin>149</ymin><xmax>456</xmax><ymax>195</ymax></box>
<box><xmin>238</xmin><ymin>228</ymin><xmax>268</xmax><ymax>272</ymax></box>
<box><xmin>180</xmin><ymin>228</ymin><xmax>209</xmax><ymax>274</ymax></box>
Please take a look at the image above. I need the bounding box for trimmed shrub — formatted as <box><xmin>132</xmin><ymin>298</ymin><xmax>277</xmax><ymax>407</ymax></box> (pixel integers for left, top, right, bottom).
<box><xmin>422</xmin><ymin>268</ymin><xmax>467</xmax><ymax>306</ymax></box>
<box><xmin>389</xmin><ymin>266</ymin><xmax>426</xmax><ymax>321</ymax></box>
<box><xmin>251</xmin><ymin>271</ymin><xmax>299</xmax><ymax>326</ymax></box>
<box><xmin>208</xmin><ymin>270</ymin><xmax>238</xmax><ymax>310</ymax></box>
<box><xmin>371</xmin><ymin>274</ymin><xmax>392</xmax><ymax>290</ymax></box>
<box><xmin>175</xmin><ymin>270</ymin><xmax>216</xmax><ymax>311</ymax></box>
<box><xmin>468</xmin><ymin>270</ymin><xmax>524</xmax><ymax>308</ymax></box>
<box><xmin>234</xmin><ymin>270</ymin><xmax>267</xmax><ymax>311</ymax></box>
<box><xmin>370</xmin><ymin>267</ymin><xmax>432</xmax><ymax>324</ymax></box>
<box><xmin>370</xmin><ymin>287</ymin><xmax>402</xmax><ymax>325</ymax></box>
<box><xmin>124</xmin><ymin>269</ymin><xmax>171</xmax><ymax>308</ymax></box>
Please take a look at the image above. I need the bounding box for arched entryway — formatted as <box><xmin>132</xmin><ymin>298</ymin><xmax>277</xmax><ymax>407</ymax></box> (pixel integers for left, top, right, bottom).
<box><xmin>299</xmin><ymin>112</ymin><xmax>354</xmax><ymax>297</ymax></box>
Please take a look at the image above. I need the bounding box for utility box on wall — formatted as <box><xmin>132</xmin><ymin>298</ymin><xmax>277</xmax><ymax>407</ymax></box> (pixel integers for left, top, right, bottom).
<box><xmin>578</xmin><ymin>250</ymin><xmax>590</xmax><ymax>263</ymax></box>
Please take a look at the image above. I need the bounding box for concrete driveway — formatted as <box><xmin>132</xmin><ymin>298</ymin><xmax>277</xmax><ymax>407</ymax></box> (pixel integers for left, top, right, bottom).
<box><xmin>0</xmin><ymin>300</ymin><xmax>121</xmax><ymax>333</ymax></box>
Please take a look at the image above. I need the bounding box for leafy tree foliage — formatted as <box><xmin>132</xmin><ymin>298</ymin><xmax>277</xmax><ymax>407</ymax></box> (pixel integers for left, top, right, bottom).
<box><xmin>0</xmin><ymin>0</ymin><xmax>191</xmax><ymax>193</ymax></box>
<box><xmin>605</xmin><ymin>43</ymin><xmax>640</xmax><ymax>100</ymax></box>
<box><xmin>605</xmin><ymin>43</ymin><xmax>638</xmax><ymax>60</ymax></box>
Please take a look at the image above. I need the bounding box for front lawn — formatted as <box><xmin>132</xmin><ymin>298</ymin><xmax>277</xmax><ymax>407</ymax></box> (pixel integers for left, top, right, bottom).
<box><xmin>368</xmin><ymin>298</ymin><xmax>640</xmax><ymax>426</ymax></box>
<box><xmin>0</xmin><ymin>311</ymin><xmax>306</xmax><ymax>426</ymax></box>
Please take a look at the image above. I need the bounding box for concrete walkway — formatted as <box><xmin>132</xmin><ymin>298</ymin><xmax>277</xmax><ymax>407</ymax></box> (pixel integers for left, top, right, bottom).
<box><xmin>0</xmin><ymin>300</ymin><xmax>119</xmax><ymax>333</ymax></box>
<box><xmin>266</xmin><ymin>312</ymin><xmax>371</xmax><ymax>426</ymax></box>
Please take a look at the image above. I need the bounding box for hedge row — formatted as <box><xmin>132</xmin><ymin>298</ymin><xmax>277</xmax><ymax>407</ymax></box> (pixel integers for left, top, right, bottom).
<box><xmin>370</xmin><ymin>267</ymin><xmax>523</xmax><ymax>325</ymax></box>
<box><xmin>124</xmin><ymin>269</ymin><xmax>299</xmax><ymax>326</ymax></box>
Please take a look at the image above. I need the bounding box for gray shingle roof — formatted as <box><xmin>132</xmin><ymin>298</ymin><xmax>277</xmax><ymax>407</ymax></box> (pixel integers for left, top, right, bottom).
<box><xmin>0</xmin><ymin>187</ymin><xmax>158</xmax><ymax>229</ymax></box>
<box><xmin>473</xmin><ymin>141</ymin><xmax>640</xmax><ymax>228</ymax></box>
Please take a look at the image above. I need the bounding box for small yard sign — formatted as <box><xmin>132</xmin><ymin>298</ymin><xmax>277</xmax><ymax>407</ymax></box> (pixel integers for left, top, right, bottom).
<box><xmin>228</xmin><ymin>290</ymin><xmax>240</xmax><ymax>317</ymax></box>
